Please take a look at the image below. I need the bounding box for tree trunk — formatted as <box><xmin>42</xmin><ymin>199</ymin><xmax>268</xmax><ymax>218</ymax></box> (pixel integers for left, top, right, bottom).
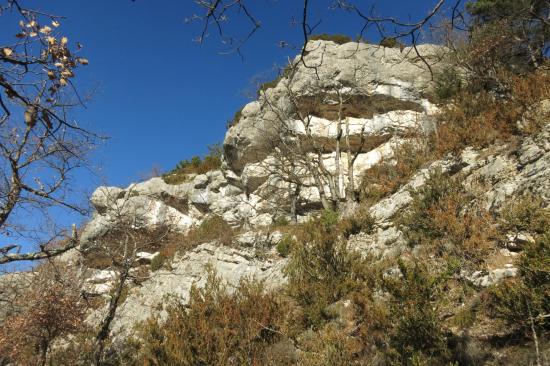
<box><xmin>335</xmin><ymin>93</ymin><xmax>344</xmax><ymax>201</ymax></box>
<box><xmin>344</xmin><ymin>116</ymin><xmax>356</xmax><ymax>204</ymax></box>
<box><xmin>92</xmin><ymin>266</ymin><xmax>129</xmax><ymax>366</ymax></box>
<box><xmin>290</xmin><ymin>184</ymin><xmax>301</xmax><ymax>223</ymax></box>
<box><xmin>39</xmin><ymin>338</ymin><xmax>49</xmax><ymax>366</ymax></box>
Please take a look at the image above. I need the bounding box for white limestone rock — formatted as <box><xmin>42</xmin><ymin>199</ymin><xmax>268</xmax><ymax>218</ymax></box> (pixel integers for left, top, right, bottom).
<box><xmin>91</xmin><ymin>186</ymin><xmax>125</xmax><ymax>213</ymax></box>
<box><xmin>102</xmin><ymin>242</ymin><xmax>286</xmax><ymax>339</ymax></box>
<box><xmin>468</xmin><ymin>265</ymin><xmax>518</xmax><ymax>287</ymax></box>
<box><xmin>223</xmin><ymin>40</ymin><xmax>446</xmax><ymax>173</ymax></box>
<box><xmin>136</xmin><ymin>251</ymin><xmax>161</xmax><ymax>264</ymax></box>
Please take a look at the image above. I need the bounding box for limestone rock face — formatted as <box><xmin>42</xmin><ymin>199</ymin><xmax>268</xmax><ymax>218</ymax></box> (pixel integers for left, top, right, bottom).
<box><xmin>101</xmin><ymin>242</ymin><xmax>286</xmax><ymax>338</ymax></box>
<box><xmin>223</xmin><ymin>41</ymin><xmax>444</xmax><ymax>174</ymax></box>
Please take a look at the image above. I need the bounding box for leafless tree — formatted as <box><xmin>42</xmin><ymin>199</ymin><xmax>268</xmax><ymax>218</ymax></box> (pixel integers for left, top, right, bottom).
<box><xmin>249</xmin><ymin>61</ymin><xmax>378</xmax><ymax>216</ymax></box>
<box><xmin>0</xmin><ymin>1</ymin><xmax>100</xmax><ymax>265</ymax></box>
<box><xmin>83</xmin><ymin>190</ymin><xmax>174</xmax><ymax>366</ymax></box>
<box><xmin>0</xmin><ymin>262</ymin><xmax>87</xmax><ymax>366</ymax></box>
<box><xmin>188</xmin><ymin>0</ymin><xmax>464</xmax><ymax>75</ymax></box>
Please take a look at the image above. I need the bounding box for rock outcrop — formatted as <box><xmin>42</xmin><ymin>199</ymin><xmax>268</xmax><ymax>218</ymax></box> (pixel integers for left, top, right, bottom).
<box><xmin>12</xmin><ymin>39</ymin><xmax>549</xmax><ymax>343</ymax></box>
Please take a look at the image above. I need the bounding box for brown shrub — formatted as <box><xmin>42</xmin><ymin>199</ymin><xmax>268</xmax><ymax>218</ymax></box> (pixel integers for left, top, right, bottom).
<box><xmin>83</xmin><ymin>226</ymin><xmax>174</xmax><ymax>269</ymax></box>
<box><xmin>0</xmin><ymin>265</ymin><xmax>87</xmax><ymax>366</ymax></box>
<box><xmin>360</xmin><ymin>141</ymin><xmax>432</xmax><ymax>205</ymax></box>
<box><xmin>433</xmin><ymin>70</ymin><xmax>550</xmax><ymax>156</ymax></box>
<box><xmin>157</xmin><ymin>215</ymin><xmax>235</xmax><ymax>260</ymax></box>
<box><xmin>138</xmin><ymin>272</ymin><xmax>287</xmax><ymax>366</ymax></box>
<box><xmin>297</xmin><ymin>94</ymin><xmax>423</xmax><ymax>121</ymax></box>
<box><xmin>398</xmin><ymin>170</ymin><xmax>497</xmax><ymax>266</ymax></box>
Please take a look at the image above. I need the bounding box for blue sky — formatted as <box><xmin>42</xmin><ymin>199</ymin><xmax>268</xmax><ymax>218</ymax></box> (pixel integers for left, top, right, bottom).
<box><xmin>4</xmin><ymin>0</ymin><xmax>441</xmax><ymax>189</ymax></box>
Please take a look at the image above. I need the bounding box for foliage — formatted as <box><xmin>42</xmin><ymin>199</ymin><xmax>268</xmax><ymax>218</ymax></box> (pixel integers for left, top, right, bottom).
<box><xmin>227</xmin><ymin>105</ymin><xmax>244</xmax><ymax>129</ymax></box>
<box><xmin>0</xmin><ymin>0</ymin><xmax>97</xmax><ymax>265</ymax></box>
<box><xmin>83</xmin><ymin>226</ymin><xmax>173</xmax><ymax>269</ymax></box>
<box><xmin>488</xmin><ymin>231</ymin><xmax>550</xmax><ymax>335</ymax></box>
<box><xmin>466</xmin><ymin>0</ymin><xmax>549</xmax><ymax>73</ymax></box>
<box><xmin>379</xmin><ymin>37</ymin><xmax>402</xmax><ymax>48</ymax></box>
<box><xmin>398</xmin><ymin>170</ymin><xmax>497</xmax><ymax>266</ymax></box>
<box><xmin>500</xmin><ymin>195</ymin><xmax>550</xmax><ymax>235</ymax></box>
<box><xmin>360</xmin><ymin>141</ymin><xmax>431</xmax><ymax>205</ymax></box>
<box><xmin>285</xmin><ymin>210</ymin><xmax>375</xmax><ymax>328</ymax></box>
<box><xmin>256</xmin><ymin>64</ymin><xmax>293</xmax><ymax>97</ymax></box>
<box><xmin>297</xmin><ymin>327</ymin><xmax>359</xmax><ymax>366</ymax></box>
<box><xmin>138</xmin><ymin>271</ymin><xmax>285</xmax><ymax>366</ymax></box>
<box><xmin>430</xmin><ymin>69</ymin><xmax>550</xmax><ymax>159</ymax></box>
<box><xmin>276</xmin><ymin>234</ymin><xmax>295</xmax><ymax>258</ymax></box>
<box><xmin>382</xmin><ymin>260</ymin><xmax>453</xmax><ymax>365</ymax></box>
<box><xmin>162</xmin><ymin>143</ymin><xmax>222</xmax><ymax>184</ymax></box>
<box><xmin>309</xmin><ymin>33</ymin><xmax>353</xmax><ymax>44</ymax></box>
<box><xmin>158</xmin><ymin>215</ymin><xmax>235</xmax><ymax>259</ymax></box>
<box><xmin>150</xmin><ymin>253</ymin><xmax>166</xmax><ymax>271</ymax></box>
<box><xmin>340</xmin><ymin>206</ymin><xmax>375</xmax><ymax>238</ymax></box>
<box><xmin>433</xmin><ymin>67</ymin><xmax>463</xmax><ymax>102</ymax></box>
<box><xmin>0</xmin><ymin>265</ymin><xmax>87</xmax><ymax>366</ymax></box>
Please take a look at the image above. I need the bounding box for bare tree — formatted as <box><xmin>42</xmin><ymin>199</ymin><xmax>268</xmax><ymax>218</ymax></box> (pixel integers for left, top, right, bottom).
<box><xmin>83</xmin><ymin>190</ymin><xmax>174</xmax><ymax>366</ymax></box>
<box><xmin>250</xmin><ymin>61</ymin><xmax>377</xmax><ymax>216</ymax></box>
<box><xmin>188</xmin><ymin>0</ymin><xmax>464</xmax><ymax>75</ymax></box>
<box><xmin>0</xmin><ymin>1</ymin><xmax>99</xmax><ymax>265</ymax></box>
<box><xmin>0</xmin><ymin>262</ymin><xmax>87</xmax><ymax>366</ymax></box>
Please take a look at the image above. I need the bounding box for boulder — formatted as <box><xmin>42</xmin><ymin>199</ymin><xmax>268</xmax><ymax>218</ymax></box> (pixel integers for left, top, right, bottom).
<box><xmin>91</xmin><ymin>186</ymin><xmax>125</xmax><ymax>213</ymax></box>
<box><xmin>136</xmin><ymin>251</ymin><xmax>160</xmax><ymax>264</ymax></box>
<box><xmin>468</xmin><ymin>265</ymin><xmax>518</xmax><ymax>287</ymax></box>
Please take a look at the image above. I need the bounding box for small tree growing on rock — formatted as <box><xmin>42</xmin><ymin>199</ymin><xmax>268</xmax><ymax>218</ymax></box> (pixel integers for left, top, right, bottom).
<box><xmin>81</xmin><ymin>190</ymin><xmax>176</xmax><ymax>366</ymax></box>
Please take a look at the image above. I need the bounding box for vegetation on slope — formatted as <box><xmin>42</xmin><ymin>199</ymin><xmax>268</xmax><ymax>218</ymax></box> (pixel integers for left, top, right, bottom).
<box><xmin>2</xmin><ymin>1</ymin><xmax>550</xmax><ymax>365</ymax></box>
<box><xmin>162</xmin><ymin>143</ymin><xmax>223</xmax><ymax>184</ymax></box>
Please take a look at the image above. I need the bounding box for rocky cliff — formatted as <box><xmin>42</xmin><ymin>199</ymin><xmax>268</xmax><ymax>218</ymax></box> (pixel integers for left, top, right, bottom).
<box><xmin>72</xmin><ymin>40</ymin><xmax>550</xmax><ymax>339</ymax></box>
<box><xmin>3</xmin><ymin>39</ymin><xmax>549</xmax><ymax>362</ymax></box>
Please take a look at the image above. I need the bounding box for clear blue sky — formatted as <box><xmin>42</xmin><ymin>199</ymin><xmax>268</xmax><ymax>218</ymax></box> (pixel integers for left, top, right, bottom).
<box><xmin>12</xmin><ymin>0</ymin><xmax>441</xmax><ymax>188</ymax></box>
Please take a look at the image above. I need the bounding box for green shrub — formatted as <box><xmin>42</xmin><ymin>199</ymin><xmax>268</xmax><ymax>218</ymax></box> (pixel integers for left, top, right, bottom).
<box><xmin>340</xmin><ymin>207</ymin><xmax>375</xmax><ymax>238</ymax></box>
<box><xmin>379</xmin><ymin>37</ymin><xmax>402</xmax><ymax>48</ymax></box>
<box><xmin>276</xmin><ymin>234</ymin><xmax>294</xmax><ymax>258</ymax></box>
<box><xmin>162</xmin><ymin>143</ymin><xmax>222</xmax><ymax>184</ymax></box>
<box><xmin>309</xmin><ymin>33</ymin><xmax>353</xmax><ymax>45</ymax></box>
<box><xmin>488</xmin><ymin>231</ymin><xmax>550</xmax><ymax>335</ymax></box>
<box><xmin>383</xmin><ymin>260</ymin><xmax>452</xmax><ymax>365</ymax></box>
<box><xmin>319</xmin><ymin>209</ymin><xmax>339</xmax><ymax>229</ymax></box>
<box><xmin>500</xmin><ymin>195</ymin><xmax>550</xmax><ymax>235</ymax></box>
<box><xmin>256</xmin><ymin>64</ymin><xmax>293</xmax><ymax>97</ymax></box>
<box><xmin>150</xmin><ymin>254</ymin><xmax>165</xmax><ymax>272</ymax></box>
<box><xmin>434</xmin><ymin>67</ymin><xmax>463</xmax><ymax>102</ymax></box>
<box><xmin>285</xmin><ymin>213</ymin><xmax>374</xmax><ymax>328</ymax></box>
<box><xmin>227</xmin><ymin>106</ymin><xmax>244</xmax><ymax>129</ymax></box>
<box><xmin>272</xmin><ymin>215</ymin><xmax>290</xmax><ymax>227</ymax></box>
